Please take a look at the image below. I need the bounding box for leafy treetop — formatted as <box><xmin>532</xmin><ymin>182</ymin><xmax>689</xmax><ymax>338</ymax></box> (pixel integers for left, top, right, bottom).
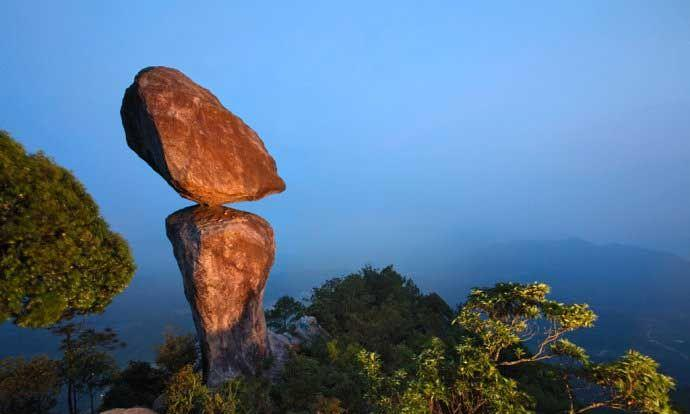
<box><xmin>155</xmin><ymin>331</ymin><xmax>199</xmax><ymax>376</ymax></box>
<box><xmin>0</xmin><ymin>130</ymin><xmax>135</xmax><ymax>327</ymax></box>
<box><xmin>358</xmin><ymin>280</ymin><xmax>677</xmax><ymax>414</ymax></box>
<box><xmin>266</xmin><ymin>295</ymin><xmax>305</xmax><ymax>333</ymax></box>
<box><xmin>0</xmin><ymin>355</ymin><xmax>61</xmax><ymax>414</ymax></box>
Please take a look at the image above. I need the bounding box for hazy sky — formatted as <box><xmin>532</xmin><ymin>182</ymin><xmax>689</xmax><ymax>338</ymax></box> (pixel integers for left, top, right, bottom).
<box><xmin>2</xmin><ymin>1</ymin><xmax>689</xmax><ymax>295</ymax></box>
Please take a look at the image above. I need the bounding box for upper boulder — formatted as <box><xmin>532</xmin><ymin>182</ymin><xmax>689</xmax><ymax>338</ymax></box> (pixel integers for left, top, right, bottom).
<box><xmin>121</xmin><ymin>66</ymin><xmax>285</xmax><ymax>205</ymax></box>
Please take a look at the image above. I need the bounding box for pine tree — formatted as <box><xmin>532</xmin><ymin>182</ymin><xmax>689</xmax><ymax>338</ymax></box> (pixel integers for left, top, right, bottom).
<box><xmin>0</xmin><ymin>131</ymin><xmax>135</xmax><ymax>327</ymax></box>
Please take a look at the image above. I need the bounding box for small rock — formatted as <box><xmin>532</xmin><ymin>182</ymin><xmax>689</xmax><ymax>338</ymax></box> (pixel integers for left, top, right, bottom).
<box><xmin>292</xmin><ymin>315</ymin><xmax>329</xmax><ymax>344</ymax></box>
<box><xmin>266</xmin><ymin>316</ymin><xmax>329</xmax><ymax>379</ymax></box>
<box><xmin>267</xmin><ymin>330</ymin><xmax>293</xmax><ymax>379</ymax></box>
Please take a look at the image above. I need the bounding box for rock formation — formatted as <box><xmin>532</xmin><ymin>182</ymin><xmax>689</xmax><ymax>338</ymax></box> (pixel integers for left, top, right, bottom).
<box><xmin>121</xmin><ymin>66</ymin><xmax>285</xmax><ymax>205</ymax></box>
<box><xmin>166</xmin><ymin>206</ymin><xmax>274</xmax><ymax>385</ymax></box>
<box><xmin>266</xmin><ymin>316</ymin><xmax>330</xmax><ymax>378</ymax></box>
<box><xmin>121</xmin><ymin>67</ymin><xmax>285</xmax><ymax>386</ymax></box>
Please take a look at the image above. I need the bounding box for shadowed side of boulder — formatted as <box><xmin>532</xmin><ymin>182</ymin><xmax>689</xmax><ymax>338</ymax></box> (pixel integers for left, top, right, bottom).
<box><xmin>165</xmin><ymin>206</ymin><xmax>275</xmax><ymax>386</ymax></box>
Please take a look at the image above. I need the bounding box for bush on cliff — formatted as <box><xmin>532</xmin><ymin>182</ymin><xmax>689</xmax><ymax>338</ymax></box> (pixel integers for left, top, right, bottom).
<box><xmin>100</xmin><ymin>331</ymin><xmax>199</xmax><ymax>411</ymax></box>
<box><xmin>100</xmin><ymin>361</ymin><xmax>166</xmax><ymax>411</ymax></box>
<box><xmin>164</xmin><ymin>365</ymin><xmax>272</xmax><ymax>414</ymax></box>
<box><xmin>307</xmin><ymin>265</ymin><xmax>460</xmax><ymax>367</ymax></box>
<box><xmin>53</xmin><ymin>323</ymin><xmax>124</xmax><ymax>414</ymax></box>
<box><xmin>271</xmin><ymin>265</ymin><xmax>462</xmax><ymax>412</ymax></box>
<box><xmin>155</xmin><ymin>331</ymin><xmax>199</xmax><ymax>376</ymax></box>
<box><xmin>101</xmin><ymin>266</ymin><xmax>676</xmax><ymax>413</ymax></box>
<box><xmin>357</xmin><ymin>281</ymin><xmax>677</xmax><ymax>413</ymax></box>
<box><xmin>0</xmin><ymin>355</ymin><xmax>61</xmax><ymax>414</ymax></box>
<box><xmin>271</xmin><ymin>267</ymin><xmax>676</xmax><ymax>413</ymax></box>
<box><xmin>266</xmin><ymin>296</ymin><xmax>305</xmax><ymax>333</ymax></box>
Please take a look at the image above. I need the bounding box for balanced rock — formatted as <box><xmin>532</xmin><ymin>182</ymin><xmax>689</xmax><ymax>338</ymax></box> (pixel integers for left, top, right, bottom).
<box><xmin>166</xmin><ymin>205</ymin><xmax>274</xmax><ymax>386</ymax></box>
<box><xmin>121</xmin><ymin>67</ymin><xmax>285</xmax><ymax>205</ymax></box>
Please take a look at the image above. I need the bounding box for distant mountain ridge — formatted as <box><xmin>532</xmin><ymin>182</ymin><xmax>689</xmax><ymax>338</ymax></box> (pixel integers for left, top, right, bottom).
<box><xmin>463</xmin><ymin>238</ymin><xmax>690</xmax><ymax>313</ymax></box>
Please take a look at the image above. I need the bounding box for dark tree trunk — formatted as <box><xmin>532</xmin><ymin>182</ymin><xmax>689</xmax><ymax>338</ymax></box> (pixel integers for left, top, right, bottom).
<box><xmin>67</xmin><ymin>382</ymin><xmax>74</xmax><ymax>414</ymax></box>
<box><xmin>72</xmin><ymin>385</ymin><xmax>78</xmax><ymax>414</ymax></box>
<box><xmin>89</xmin><ymin>386</ymin><xmax>94</xmax><ymax>414</ymax></box>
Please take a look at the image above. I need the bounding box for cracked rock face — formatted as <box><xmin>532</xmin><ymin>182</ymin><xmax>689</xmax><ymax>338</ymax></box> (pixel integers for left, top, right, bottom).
<box><xmin>166</xmin><ymin>205</ymin><xmax>275</xmax><ymax>386</ymax></box>
<box><xmin>121</xmin><ymin>66</ymin><xmax>285</xmax><ymax>205</ymax></box>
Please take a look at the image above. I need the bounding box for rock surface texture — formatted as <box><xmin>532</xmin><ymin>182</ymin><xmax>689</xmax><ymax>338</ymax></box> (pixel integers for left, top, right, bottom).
<box><xmin>121</xmin><ymin>66</ymin><xmax>285</xmax><ymax>205</ymax></box>
<box><xmin>166</xmin><ymin>205</ymin><xmax>275</xmax><ymax>386</ymax></box>
<box><xmin>267</xmin><ymin>316</ymin><xmax>329</xmax><ymax>379</ymax></box>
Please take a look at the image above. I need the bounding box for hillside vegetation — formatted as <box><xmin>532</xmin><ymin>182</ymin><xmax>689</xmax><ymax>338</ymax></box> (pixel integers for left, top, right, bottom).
<box><xmin>95</xmin><ymin>267</ymin><xmax>678</xmax><ymax>414</ymax></box>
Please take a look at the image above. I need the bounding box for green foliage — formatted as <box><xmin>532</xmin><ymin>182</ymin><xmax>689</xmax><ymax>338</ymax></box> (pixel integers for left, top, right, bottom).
<box><xmin>582</xmin><ymin>350</ymin><xmax>676</xmax><ymax>413</ymax></box>
<box><xmin>214</xmin><ymin>376</ymin><xmax>273</xmax><ymax>414</ymax></box>
<box><xmin>0</xmin><ymin>131</ymin><xmax>135</xmax><ymax>327</ymax></box>
<box><xmin>502</xmin><ymin>361</ymin><xmax>572</xmax><ymax>413</ymax></box>
<box><xmin>266</xmin><ymin>295</ymin><xmax>305</xmax><ymax>333</ymax></box>
<box><xmin>101</xmin><ymin>332</ymin><xmax>201</xmax><ymax>412</ymax></box>
<box><xmin>60</xmin><ymin>266</ymin><xmax>674</xmax><ymax>414</ymax></box>
<box><xmin>356</xmin><ymin>280</ymin><xmax>676</xmax><ymax>414</ymax></box>
<box><xmin>100</xmin><ymin>361</ymin><xmax>166</xmax><ymax>411</ymax></box>
<box><xmin>274</xmin><ymin>353</ymin><xmax>323</xmax><ymax>411</ymax></box>
<box><xmin>164</xmin><ymin>365</ymin><xmax>272</xmax><ymax>414</ymax></box>
<box><xmin>455</xmin><ymin>282</ymin><xmax>596</xmax><ymax>365</ymax></box>
<box><xmin>155</xmin><ymin>331</ymin><xmax>199</xmax><ymax>376</ymax></box>
<box><xmin>273</xmin><ymin>343</ymin><xmax>365</xmax><ymax>413</ymax></box>
<box><xmin>0</xmin><ymin>355</ymin><xmax>61</xmax><ymax>414</ymax></box>
<box><xmin>307</xmin><ymin>266</ymin><xmax>458</xmax><ymax>368</ymax></box>
<box><xmin>309</xmin><ymin>395</ymin><xmax>346</xmax><ymax>414</ymax></box>
<box><xmin>271</xmin><ymin>266</ymin><xmax>458</xmax><ymax>412</ymax></box>
<box><xmin>450</xmin><ymin>340</ymin><xmax>535</xmax><ymax>413</ymax></box>
<box><xmin>165</xmin><ymin>365</ymin><xmax>209</xmax><ymax>414</ymax></box>
<box><xmin>551</xmin><ymin>339</ymin><xmax>589</xmax><ymax>364</ymax></box>
<box><xmin>53</xmin><ymin>323</ymin><xmax>124</xmax><ymax>414</ymax></box>
<box><xmin>358</xmin><ymin>338</ymin><xmax>535</xmax><ymax>413</ymax></box>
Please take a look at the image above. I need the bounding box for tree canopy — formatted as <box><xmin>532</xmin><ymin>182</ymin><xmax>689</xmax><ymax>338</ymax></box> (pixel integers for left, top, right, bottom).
<box><xmin>266</xmin><ymin>295</ymin><xmax>305</xmax><ymax>333</ymax></box>
<box><xmin>155</xmin><ymin>331</ymin><xmax>199</xmax><ymax>376</ymax></box>
<box><xmin>2</xmin><ymin>265</ymin><xmax>674</xmax><ymax>414</ymax></box>
<box><xmin>307</xmin><ymin>265</ymin><xmax>458</xmax><ymax>367</ymax></box>
<box><xmin>358</xmin><ymin>281</ymin><xmax>677</xmax><ymax>413</ymax></box>
<box><xmin>0</xmin><ymin>355</ymin><xmax>61</xmax><ymax>414</ymax></box>
<box><xmin>0</xmin><ymin>131</ymin><xmax>135</xmax><ymax>327</ymax></box>
<box><xmin>53</xmin><ymin>323</ymin><xmax>125</xmax><ymax>414</ymax></box>
<box><xmin>268</xmin><ymin>267</ymin><xmax>677</xmax><ymax>413</ymax></box>
<box><xmin>100</xmin><ymin>360</ymin><xmax>166</xmax><ymax>411</ymax></box>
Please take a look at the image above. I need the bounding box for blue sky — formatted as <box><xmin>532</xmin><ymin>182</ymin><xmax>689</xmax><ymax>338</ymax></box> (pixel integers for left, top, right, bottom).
<box><xmin>2</xmin><ymin>1</ymin><xmax>690</xmax><ymax>296</ymax></box>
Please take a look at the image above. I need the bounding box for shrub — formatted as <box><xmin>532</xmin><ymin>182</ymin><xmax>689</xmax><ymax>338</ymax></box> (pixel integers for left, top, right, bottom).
<box><xmin>0</xmin><ymin>355</ymin><xmax>61</xmax><ymax>414</ymax></box>
<box><xmin>155</xmin><ymin>331</ymin><xmax>199</xmax><ymax>376</ymax></box>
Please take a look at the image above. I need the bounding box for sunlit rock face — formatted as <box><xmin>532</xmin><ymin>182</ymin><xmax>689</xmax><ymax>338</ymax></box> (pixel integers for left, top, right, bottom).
<box><xmin>166</xmin><ymin>205</ymin><xmax>275</xmax><ymax>386</ymax></box>
<box><xmin>121</xmin><ymin>66</ymin><xmax>285</xmax><ymax>205</ymax></box>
